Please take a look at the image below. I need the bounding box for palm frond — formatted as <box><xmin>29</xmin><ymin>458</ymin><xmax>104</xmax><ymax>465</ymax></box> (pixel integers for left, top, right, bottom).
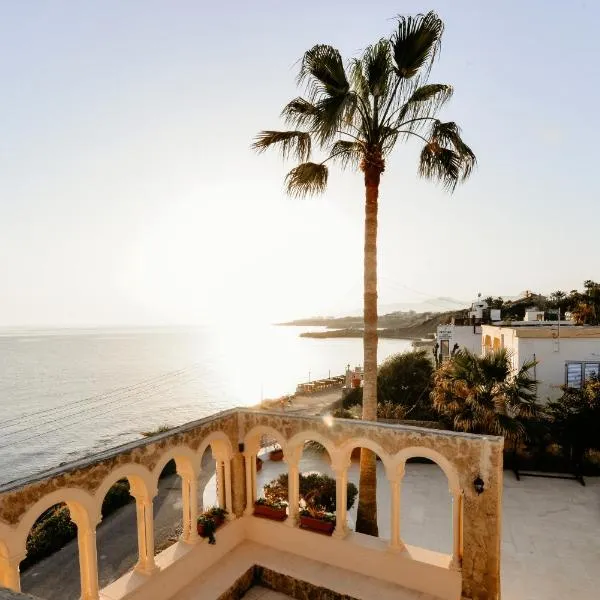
<box><xmin>418</xmin><ymin>120</ymin><xmax>476</xmax><ymax>189</ymax></box>
<box><xmin>298</xmin><ymin>44</ymin><xmax>350</xmax><ymax>100</ymax></box>
<box><xmin>281</xmin><ymin>98</ymin><xmax>318</xmax><ymax>129</ymax></box>
<box><xmin>391</xmin><ymin>11</ymin><xmax>444</xmax><ymax>80</ymax></box>
<box><xmin>312</xmin><ymin>93</ymin><xmax>358</xmax><ymax>145</ymax></box>
<box><xmin>361</xmin><ymin>39</ymin><xmax>393</xmax><ymax>98</ymax></box>
<box><xmin>285</xmin><ymin>162</ymin><xmax>328</xmax><ymax>197</ymax></box>
<box><xmin>349</xmin><ymin>57</ymin><xmax>369</xmax><ymax>100</ymax></box>
<box><xmin>396</xmin><ymin>84</ymin><xmax>453</xmax><ymax>125</ymax></box>
<box><xmin>328</xmin><ymin>140</ymin><xmax>363</xmax><ymax>170</ymax></box>
<box><xmin>418</xmin><ymin>145</ymin><xmax>462</xmax><ymax>191</ymax></box>
<box><xmin>252</xmin><ymin>130</ymin><xmax>312</xmax><ymax>162</ymax></box>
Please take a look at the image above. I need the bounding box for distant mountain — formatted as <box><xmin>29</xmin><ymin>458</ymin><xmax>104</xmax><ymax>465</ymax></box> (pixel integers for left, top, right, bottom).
<box><xmin>377</xmin><ymin>297</ymin><xmax>469</xmax><ymax>314</ymax></box>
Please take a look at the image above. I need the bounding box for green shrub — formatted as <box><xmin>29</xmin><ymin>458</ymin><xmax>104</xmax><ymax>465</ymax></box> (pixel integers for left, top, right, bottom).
<box><xmin>264</xmin><ymin>472</ymin><xmax>358</xmax><ymax>513</ymax></box>
<box><xmin>101</xmin><ymin>479</ymin><xmax>133</xmax><ymax>517</ymax></box>
<box><xmin>22</xmin><ymin>506</ymin><xmax>77</xmax><ymax>570</ymax></box>
<box><xmin>342</xmin><ymin>387</ymin><xmax>363</xmax><ymax>409</ymax></box>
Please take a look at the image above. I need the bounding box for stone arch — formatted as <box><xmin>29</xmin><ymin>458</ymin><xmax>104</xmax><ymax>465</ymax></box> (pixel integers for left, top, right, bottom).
<box><xmin>338</xmin><ymin>437</ymin><xmax>393</xmax><ymax>475</ymax></box>
<box><xmin>196</xmin><ymin>431</ymin><xmax>234</xmax><ymax>463</ymax></box>
<box><xmin>15</xmin><ymin>488</ymin><xmax>97</xmax><ymax>553</ymax></box>
<box><xmin>94</xmin><ymin>463</ymin><xmax>156</xmax><ymax>506</ymax></box>
<box><xmin>0</xmin><ymin>522</ymin><xmax>17</xmax><ymax>554</ymax></box>
<box><xmin>286</xmin><ymin>430</ymin><xmax>337</xmax><ymax>464</ymax></box>
<box><xmin>243</xmin><ymin>426</ymin><xmax>287</xmax><ymax>457</ymax></box>
<box><xmin>395</xmin><ymin>446</ymin><xmax>460</xmax><ymax>494</ymax></box>
<box><xmin>151</xmin><ymin>446</ymin><xmax>198</xmax><ymax>486</ymax></box>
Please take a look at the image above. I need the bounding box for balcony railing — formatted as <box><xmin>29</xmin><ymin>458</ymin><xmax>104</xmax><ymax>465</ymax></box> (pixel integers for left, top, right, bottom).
<box><xmin>0</xmin><ymin>409</ymin><xmax>503</xmax><ymax>600</ymax></box>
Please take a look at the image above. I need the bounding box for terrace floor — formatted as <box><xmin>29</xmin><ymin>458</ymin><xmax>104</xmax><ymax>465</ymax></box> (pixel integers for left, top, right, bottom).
<box><xmin>255</xmin><ymin>452</ymin><xmax>600</xmax><ymax>600</ymax></box>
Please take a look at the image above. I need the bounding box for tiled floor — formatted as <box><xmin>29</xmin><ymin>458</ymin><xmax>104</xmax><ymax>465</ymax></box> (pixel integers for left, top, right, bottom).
<box><xmin>256</xmin><ymin>452</ymin><xmax>600</xmax><ymax>600</ymax></box>
<box><xmin>241</xmin><ymin>586</ymin><xmax>292</xmax><ymax>599</ymax></box>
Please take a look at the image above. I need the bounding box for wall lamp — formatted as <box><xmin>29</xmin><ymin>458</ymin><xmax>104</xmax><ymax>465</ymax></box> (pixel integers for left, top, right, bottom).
<box><xmin>473</xmin><ymin>476</ymin><xmax>485</xmax><ymax>495</ymax></box>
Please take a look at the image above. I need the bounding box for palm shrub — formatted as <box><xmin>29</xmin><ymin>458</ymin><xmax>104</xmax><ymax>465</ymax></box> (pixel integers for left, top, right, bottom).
<box><xmin>253</xmin><ymin>11</ymin><xmax>474</xmax><ymax>535</ymax></box>
<box><xmin>431</xmin><ymin>348</ymin><xmax>539</xmax><ymax>442</ymax></box>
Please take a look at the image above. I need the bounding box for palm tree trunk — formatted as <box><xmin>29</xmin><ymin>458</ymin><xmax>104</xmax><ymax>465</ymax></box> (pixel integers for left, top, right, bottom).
<box><xmin>355</xmin><ymin>162</ymin><xmax>380</xmax><ymax>536</ymax></box>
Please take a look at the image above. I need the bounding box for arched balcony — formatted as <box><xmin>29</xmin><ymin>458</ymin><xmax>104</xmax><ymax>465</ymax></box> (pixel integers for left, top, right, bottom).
<box><xmin>0</xmin><ymin>409</ymin><xmax>502</xmax><ymax>600</ymax></box>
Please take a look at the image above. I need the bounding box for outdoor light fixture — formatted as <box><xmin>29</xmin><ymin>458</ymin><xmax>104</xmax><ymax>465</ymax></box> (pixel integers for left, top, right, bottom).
<box><xmin>473</xmin><ymin>476</ymin><xmax>485</xmax><ymax>495</ymax></box>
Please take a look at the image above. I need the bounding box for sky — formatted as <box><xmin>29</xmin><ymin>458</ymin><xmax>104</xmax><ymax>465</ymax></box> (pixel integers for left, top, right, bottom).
<box><xmin>1</xmin><ymin>1</ymin><xmax>599</xmax><ymax>326</ymax></box>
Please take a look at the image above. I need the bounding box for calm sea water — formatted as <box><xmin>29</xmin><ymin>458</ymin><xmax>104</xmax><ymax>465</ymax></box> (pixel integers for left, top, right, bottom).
<box><xmin>0</xmin><ymin>325</ymin><xmax>411</xmax><ymax>485</ymax></box>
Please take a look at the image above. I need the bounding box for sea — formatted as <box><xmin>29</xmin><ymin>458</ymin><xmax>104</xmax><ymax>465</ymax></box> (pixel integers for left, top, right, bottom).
<box><xmin>0</xmin><ymin>325</ymin><xmax>412</xmax><ymax>486</ymax></box>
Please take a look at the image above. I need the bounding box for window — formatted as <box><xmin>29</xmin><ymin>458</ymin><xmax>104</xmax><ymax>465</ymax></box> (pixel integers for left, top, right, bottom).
<box><xmin>565</xmin><ymin>362</ymin><xmax>600</xmax><ymax>388</ymax></box>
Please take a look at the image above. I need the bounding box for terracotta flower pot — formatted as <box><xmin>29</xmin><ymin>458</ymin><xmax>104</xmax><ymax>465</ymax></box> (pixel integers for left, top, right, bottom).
<box><xmin>254</xmin><ymin>503</ymin><xmax>287</xmax><ymax>521</ymax></box>
<box><xmin>299</xmin><ymin>515</ymin><xmax>335</xmax><ymax>535</ymax></box>
<box><xmin>269</xmin><ymin>448</ymin><xmax>284</xmax><ymax>461</ymax></box>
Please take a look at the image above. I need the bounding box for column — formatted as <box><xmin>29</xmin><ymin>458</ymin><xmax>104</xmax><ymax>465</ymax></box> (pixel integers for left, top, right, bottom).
<box><xmin>77</xmin><ymin>525</ymin><xmax>100</xmax><ymax>600</ymax></box>
<box><xmin>134</xmin><ymin>495</ymin><xmax>157</xmax><ymax>575</ymax></box>
<box><xmin>450</xmin><ymin>490</ymin><xmax>462</xmax><ymax>570</ymax></box>
<box><xmin>388</xmin><ymin>477</ymin><xmax>404</xmax><ymax>551</ymax></box>
<box><xmin>0</xmin><ymin>554</ymin><xmax>24</xmax><ymax>592</ymax></box>
<box><xmin>332</xmin><ymin>465</ymin><xmax>349</xmax><ymax>538</ymax></box>
<box><xmin>285</xmin><ymin>460</ymin><xmax>300</xmax><ymax>527</ymax></box>
<box><xmin>223</xmin><ymin>458</ymin><xmax>234</xmax><ymax>518</ymax></box>
<box><xmin>180</xmin><ymin>471</ymin><xmax>199</xmax><ymax>544</ymax></box>
<box><xmin>244</xmin><ymin>452</ymin><xmax>256</xmax><ymax>516</ymax></box>
<box><xmin>216</xmin><ymin>461</ymin><xmax>226</xmax><ymax>509</ymax></box>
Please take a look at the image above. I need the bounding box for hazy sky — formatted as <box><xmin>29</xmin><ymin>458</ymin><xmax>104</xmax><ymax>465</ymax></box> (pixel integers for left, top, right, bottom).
<box><xmin>1</xmin><ymin>1</ymin><xmax>599</xmax><ymax>326</ymax></box>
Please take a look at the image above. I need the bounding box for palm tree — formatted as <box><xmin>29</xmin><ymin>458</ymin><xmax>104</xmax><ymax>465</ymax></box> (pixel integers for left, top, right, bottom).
<box><xmin>431</xmin><ymin>348</ymin><xmax>540</xmax><ymax>442</ymax></box>
<box><xmin>252</xmin><ymin>11</ymin><xmax>475</xmax><ymax>535</ymax></box>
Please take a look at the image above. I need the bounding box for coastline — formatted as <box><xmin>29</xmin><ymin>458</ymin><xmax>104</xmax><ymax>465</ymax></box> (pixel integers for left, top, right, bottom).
<box><xmin>299</xmin><ymin>327</ymin><xmax>425</xmax><ymax>340</ymax></box>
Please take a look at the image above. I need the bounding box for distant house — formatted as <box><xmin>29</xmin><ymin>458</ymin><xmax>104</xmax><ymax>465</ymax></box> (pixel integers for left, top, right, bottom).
<box><xmin>481</xmin><ymin>323</ymin><xmax>600</xmax><ymax>401</ymax></box>
<box><xmin>436</xmin><ymin>295</ymin><xmax>501</xmax><ymax>360</ymax></box>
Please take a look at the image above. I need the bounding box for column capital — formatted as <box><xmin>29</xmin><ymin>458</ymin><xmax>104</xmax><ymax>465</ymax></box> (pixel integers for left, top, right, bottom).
<box><xmin>331</xmin><ymin>460</ymin><xmax>351</xmax><ymax>475</ymax></box>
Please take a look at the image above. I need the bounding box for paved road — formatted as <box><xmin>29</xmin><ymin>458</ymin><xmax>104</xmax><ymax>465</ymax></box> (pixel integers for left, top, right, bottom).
<box><xmin>21</xmin><ymin>460</ymin><xmax>216</xmax><ymax>600</ymax></box>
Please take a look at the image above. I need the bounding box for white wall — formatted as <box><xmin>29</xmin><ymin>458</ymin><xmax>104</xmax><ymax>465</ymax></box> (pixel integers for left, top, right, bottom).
<box><xmin>517</xmin><ymin>337</ymin><xmax>600</xmax><ymax>402</ymax></box>
<box><xmin>437</xmin><ymin>325</ymin><xmax>482</xmax><ymax>356</ymax></box>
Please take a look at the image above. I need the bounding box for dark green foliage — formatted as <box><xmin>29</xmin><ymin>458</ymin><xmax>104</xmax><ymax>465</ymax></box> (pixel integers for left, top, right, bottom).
<box><xmin>22</xmin><ymin>505</ymin><xmax>77</xmax><ymax>570</ymax></box>
<box><xmin>377</xmin><ymin>350</ymin><xmax>435</xmax><ymax>419</ymax></box>
<box><xmin>546</xmin><ymin>379</ymin><xmax>600</xmax><ymax>464</ymax></box>
<box><xmin>342</xmin><ymin>386</ymin><xmax>363</xmax><ymax>409</ymax></box>
<box><xmin>431</xmin><ymin>348</ymin><xmax>540</xmax><ymax>441</ymax></box>
<box><xmin>339</xmin><ymin>350</ymin><xmax>435</xmax><ymax>419</ymax></box>
<box><xmin>264</xmin><ymin>473</ymin><xmax>358</xmax><ymax>514</ymax></box>
<box><xmin>101</xmin><ymin>479</ymin><xmax>133</xmax><ymax>517</ymax></box>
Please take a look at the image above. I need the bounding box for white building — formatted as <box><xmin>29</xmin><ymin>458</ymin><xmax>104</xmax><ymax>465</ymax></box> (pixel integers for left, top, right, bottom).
<box><xmin>436</xmin><ymin>295</ymin><xmax>501</xmax><ymax>360</ymax></box>
<box><xmin>481</xmin><ymin>323</ymin><xmax>600</xmax><ymax>401</ymax></box>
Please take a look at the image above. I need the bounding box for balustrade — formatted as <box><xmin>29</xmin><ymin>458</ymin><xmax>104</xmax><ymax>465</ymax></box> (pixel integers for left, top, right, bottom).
<box><xmin>0</xmin><ymin>409</ymin><xmax>501</xmax><ymax>600</ymax></box>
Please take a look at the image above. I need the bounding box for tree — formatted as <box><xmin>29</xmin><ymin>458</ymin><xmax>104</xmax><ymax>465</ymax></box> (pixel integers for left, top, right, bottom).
<box><xmin>377</xmin><ymin>350</ymin><xmax>435</xmax><ymax>419</ymax></box>
<box><xmin>545</xmin><ymin>379</ymin><xmax>600</xmax><ymax>473</ymax></box>
<box><xmin>252</xmin><ymin>11</ymin><xmax>475</xmax><ymax>535</ymax></box>
<box><xmin>431</xmin><ymin>348</ymin><xmax>539</xmax><ymax>442</ymax></box>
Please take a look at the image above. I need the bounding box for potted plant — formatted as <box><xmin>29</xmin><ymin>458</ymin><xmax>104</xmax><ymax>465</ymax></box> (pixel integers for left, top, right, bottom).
<box><xmin>207</xmin><ymin>506</ymin><xmax>227</xmax><ymax>527</ymax></box>
<box><xmin>196</xmin><ymin>513</ymin><xmax>217</xmax><ymax>544</ymax></box>
<box><xmin>269</xmin><ymin>446</ymin><xmax>284</xmax><ymax>461</ymax></box>
<box><xmin>299</xmin><ymin>507</ymin><xmax>335</xmax><ymax>535</ymax></box>
<box><xmin>253</xmin><ymin>497</ymin><xmax>287</xmax><ymax>521</ymax></box>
